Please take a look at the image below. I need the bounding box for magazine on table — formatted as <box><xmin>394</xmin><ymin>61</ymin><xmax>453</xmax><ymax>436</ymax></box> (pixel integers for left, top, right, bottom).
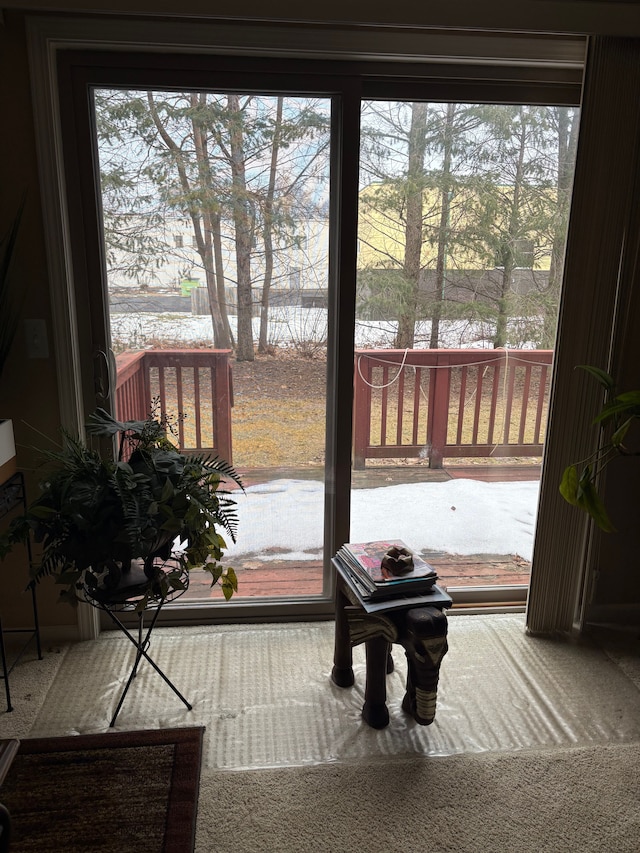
<box><xmin>335</xmin><ymin>540</ymin><xmax>438</xmax><ymax>600</ymax></box>
<box><xmin>333</xmin><ymin>559</ymin><xmax>451</xmax><ymax>612</ymax></box>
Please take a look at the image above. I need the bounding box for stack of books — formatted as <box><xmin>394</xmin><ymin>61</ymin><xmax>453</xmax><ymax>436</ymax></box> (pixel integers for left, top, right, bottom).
<box><xmin>335</xmin><ymin>540</ymin><xmax>438</xmax><ymax>602</ymax></box>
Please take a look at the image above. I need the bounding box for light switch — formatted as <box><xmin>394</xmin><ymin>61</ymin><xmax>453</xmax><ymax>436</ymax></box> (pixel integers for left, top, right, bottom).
<box><xmin>25</xmin><ymin>319</ymin><xmax>49</xmax><ymax>359</ymax></box>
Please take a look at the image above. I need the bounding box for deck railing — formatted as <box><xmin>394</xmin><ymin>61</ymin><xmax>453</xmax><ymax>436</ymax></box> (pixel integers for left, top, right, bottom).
<box><xmin>116</xmin><ymin>347</ymin><xmax>552</xmax><ymax>472</ymax></box>
<box><xmin>353</xmin><ymin>349</ymin><xmax>553</xmax><ymax>469</ymax></box>
<box><xmin>115</xmin><ymin>349</ymin><xmax>233</xmax><ymax>464</ymax></box>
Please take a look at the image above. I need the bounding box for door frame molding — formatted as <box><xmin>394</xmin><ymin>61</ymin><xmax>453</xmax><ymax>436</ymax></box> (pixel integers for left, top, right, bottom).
<box><xmin>27</xmin><ymin>13</ymin><xmax>587</xmax><ymax>638</ymax></box>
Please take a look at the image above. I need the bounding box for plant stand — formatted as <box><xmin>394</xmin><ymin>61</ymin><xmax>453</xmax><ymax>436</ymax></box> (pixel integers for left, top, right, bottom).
<box><xmin>81</xmin><ymin>558</ymin><xmax>192</xmax><ymax>727</ymax></box>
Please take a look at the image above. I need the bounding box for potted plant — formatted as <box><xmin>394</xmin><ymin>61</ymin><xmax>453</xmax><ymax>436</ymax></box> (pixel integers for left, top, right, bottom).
<box><xmin>0</xmin><ymin>406</ymin><xmax>243</xmax><ymax>610</ymax></box>
<box><xmin>560</xmin><ymin>365</ymin><xmax>640</xmax><ymax>531</ymax></box>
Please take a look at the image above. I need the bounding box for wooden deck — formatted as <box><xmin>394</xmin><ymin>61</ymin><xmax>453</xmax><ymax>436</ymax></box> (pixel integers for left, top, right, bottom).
<box><xmin>181</xmin><ymin>463</ymin><xmax>539</xmax><ymax>602</ymax></box>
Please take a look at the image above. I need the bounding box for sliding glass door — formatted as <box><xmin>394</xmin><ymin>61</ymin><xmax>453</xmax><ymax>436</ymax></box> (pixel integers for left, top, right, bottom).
<box><xmin>351</xmin><ymin>99</ymin><xmax>579</xmax><ymax>604</ymax></box>
<box><xmin>93</xmin><ymin>87</ymin><xmax>333</xmax><ymax>610</ymax></box>
<box><xmin>55</xmin><ymin>48</ymin><xmax>581</xmax><ymax>622</ymax></box>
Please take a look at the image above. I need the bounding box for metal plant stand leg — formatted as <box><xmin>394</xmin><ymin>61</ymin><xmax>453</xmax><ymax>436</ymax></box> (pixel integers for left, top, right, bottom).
<box><xmin>101</xmin><ymin>602</ymin><xmax>193</xmax><ymax>728</ymax></box>
<box><xmin>81</xmin><ymin>558</ymin><xmax>193</xmax><ymax>728</ymax></box>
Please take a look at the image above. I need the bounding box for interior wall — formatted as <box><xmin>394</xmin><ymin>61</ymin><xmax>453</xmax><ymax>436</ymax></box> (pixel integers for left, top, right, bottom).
<box><xmin>0</xmin><ymin>13</ymin><xmax>76</xmax><ymax>632</ymax></box>
<box><xmin>2</xmin><ymin>3</ymin><xmax>640</xmax><ymax>634</ymax></box>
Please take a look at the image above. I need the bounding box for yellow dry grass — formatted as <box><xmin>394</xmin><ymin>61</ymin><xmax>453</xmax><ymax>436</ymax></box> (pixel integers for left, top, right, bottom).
<box><xmin>232</xmin><ymin>399</ymin><xmax>326</xmax><ymax>468</ymax></box>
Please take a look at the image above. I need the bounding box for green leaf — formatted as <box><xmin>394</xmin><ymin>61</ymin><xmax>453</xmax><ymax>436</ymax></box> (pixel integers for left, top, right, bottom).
<box><xmin>610</xmin><ymin>418</ymin><xmax>631</xmax><ymax>449</ymax></box>
<box><xmin>57</xmin><ymin>569</ymin><xmax>83</xmax><ymax>585</ymax></box>
<box><xmin>225</xmin><ymin>566</ymin><xmax>238</xmax><ymax>591</ymax></box>
<box><xmin>559</xmin><ymin>465</ymin><xmax>580</xmax><ymax>506</ymax></box>
<box><xmin>221</xmin><ymin>574</ymin><xmax>236</xmax><ymax>600</ymax></box>
<box><xmin>204</xmin><ymin>563</ymin><xmax>223</xmax><ymax>585</ymax></box>
<box><xmin>27</xmin><ymin>505</ymin><xmax>57</xmax><ymax>519</ymax></box>
<box><xmin>576</xmin><ymin>479</ymin><xmax>616</xmax><ymax>533</ymax></box>
<box><xmin>160</xmin><ymin>477</ymin><xmax>174</xmax><ymax>502</ymax></box>
<box><xmin>577</xmin><ymin>365</ymin><xmax>615</xmax><ymax>391</ymax></box>
<box><xmin>595</xmin><ymin>396</ymin><xmax>640</xmax><ymax>423</ymax></box>
<box><xmin>613</xmin><ymin>390</ymin><xmax>640</xmax><ymax>406</ymax></box>
<box><xmin>0</xmin><ymin>533</ymin><xmax>13</xmax><ymax>559</ymax></box>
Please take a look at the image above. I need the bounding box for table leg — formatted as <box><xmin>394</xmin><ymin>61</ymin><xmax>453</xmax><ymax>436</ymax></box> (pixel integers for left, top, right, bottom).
<box><xmin>362</xmin><ymin>635</ymin><xmax>390</xmax><ymax>729</ymax></box>
<box><xmin>131</xmin><ymin>612</ymin><xmax>144</xmax><ymax>679</ymax></box>
<box><xmin>398</xmin><ymin>606</ymin><xmax>449</xmax><ymax>726</ymax></box>
<box><xmin>0</xmin><ymin>739</ymin><xmax>18</xmax><ymax>853</ymax></box>
<box><xmin>0</xmin><ymin>803</ymin><xmax>11</xmax><ymax>853</ymax></box>
<box><xmin>29</xmin><ymin>584</ymin><xmax>43</xmax><ymax>661</ymax></box>
<box><xmin>331</xmin><ymin>581</ymin><xmax>355</xmax><ymax>688</ymax></box>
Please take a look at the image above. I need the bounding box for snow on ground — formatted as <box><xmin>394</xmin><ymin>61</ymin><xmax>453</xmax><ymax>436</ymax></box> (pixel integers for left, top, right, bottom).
<box><xmin>110</xmin><ymin>307</ymin><xmax>540</xmax><ymax>351</ymax></box>
<box><xmin>223</xmin><ymin>478</ymin><xmax>540</xmax><ymax>562</ymax></box>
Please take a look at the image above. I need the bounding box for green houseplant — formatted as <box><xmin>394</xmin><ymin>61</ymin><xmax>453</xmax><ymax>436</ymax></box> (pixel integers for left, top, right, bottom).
<box><xmin>560</xmin><ymin>366</ymin><xmax>640</xmax><ymax>531</ymax></box>
<box><xmin>0</xmin><ymin>406</ymin><xmax>243</xmax><ymax>609</ymax></box>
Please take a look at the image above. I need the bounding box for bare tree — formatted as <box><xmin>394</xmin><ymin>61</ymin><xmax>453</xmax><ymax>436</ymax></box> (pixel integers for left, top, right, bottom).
<box><xmin>96</xmin><ymin>89</ymin><xmax>330</xmax><ymax>360</ymax></box>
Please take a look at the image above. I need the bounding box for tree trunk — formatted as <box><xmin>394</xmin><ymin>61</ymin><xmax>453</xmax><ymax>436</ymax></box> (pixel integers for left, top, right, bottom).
<box><xmin>541</xmin><ymin>108</ymin><xmax>579</xmax><ymax>348</ymax></box>
<box><xmin>148</xmin><ymin>91</ymin><xmax>230</xmax><ymax>348</ymax></box>
<box><xmin>259</xmin><ymin>96</ymin><xmax>283</xmax><ymax>354</ymax></box>
<box><xmin>228</xmin><ymin>94</ymin><xmax>255</xmax><ymax>362</ymax></box>
<box><xmin>494</xmin><ymin>108</ymin><xmax>526</xmax><ymax>349</ymax></box>
<box><xmin>396</xmin><ymin>102</ymin><xmax>428</xmax><ymax>349</ymax></box>
<box><xmin>190</xmin><ymin>95</ymin><xmax>231</xmax><ymax>349</ymax></box>
<box><xmin>430</xmin><ymin>103</ymin><xmax>456</xmax><ymax>349</ymax></box>
<box><xmin>212</xmin><ymin>210</ymin><xmax>234</xmax><ymax>348</ymax></box>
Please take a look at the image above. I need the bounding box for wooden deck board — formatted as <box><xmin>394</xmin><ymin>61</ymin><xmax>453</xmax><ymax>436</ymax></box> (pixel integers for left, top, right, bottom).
<box><xmin>234</xmin><ymin>463</ymin><xmax>540</xmax><ymax>489</ymax></box>
<box><xmin>183</xmin><ymin>554</ymin><xmax>530</xmax><ymax>602</ymax></box>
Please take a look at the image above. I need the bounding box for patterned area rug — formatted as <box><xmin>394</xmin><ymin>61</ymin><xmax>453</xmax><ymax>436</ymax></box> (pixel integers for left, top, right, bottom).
<box><xmin>1</xmin><ymin>727</ymin><xmax>203</xmax><ymax>853</ymax></box>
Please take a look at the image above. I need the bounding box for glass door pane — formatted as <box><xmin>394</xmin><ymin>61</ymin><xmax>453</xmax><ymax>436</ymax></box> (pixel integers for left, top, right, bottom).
<box><xmin>353</xmin><ymin>101</ymin><xmax>578</xmax><ymax>598</ymax></box>
<box><xmin>94</xmin><ymin>89</ymin><xmax>331</xmax><ymax>605</ymax></box>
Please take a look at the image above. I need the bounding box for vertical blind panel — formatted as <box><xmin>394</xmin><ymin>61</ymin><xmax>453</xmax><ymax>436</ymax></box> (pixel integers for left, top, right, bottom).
<box><xmin>527</xmin><ymin>36</ymin><xmax>640</xmax><ymax>636</ymax></box>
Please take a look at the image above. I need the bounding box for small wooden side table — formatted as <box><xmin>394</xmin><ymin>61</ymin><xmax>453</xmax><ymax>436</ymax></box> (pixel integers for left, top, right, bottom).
<box><xmin>332</xmin><ymin>558</ymin><xmax>452</xmax><ymax>729</ymax></box>
<box><xmin>0</xmin><ymin>739</ymin><xmax>19</xmax><ymax>853</ymax></box>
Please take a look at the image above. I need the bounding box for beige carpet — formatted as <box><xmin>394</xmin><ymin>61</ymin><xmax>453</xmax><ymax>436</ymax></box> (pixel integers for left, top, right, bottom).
<box><xmin>196</xmin><ymin>743</ymin><xmax>640</xmax><ymax>852</ymax></box>
<box><xmin>0</xmin><ymin>642</ymin><xmax>68</xmax><ymax>739</ymax></box>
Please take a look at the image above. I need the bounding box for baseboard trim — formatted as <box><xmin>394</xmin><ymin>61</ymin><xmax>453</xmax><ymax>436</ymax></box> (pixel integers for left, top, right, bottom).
<box><xmin>585</xmin><ymin>602</ymin><xmax>640</xmax><ymax>628</ymax></box>
<box><xmin>38</xmin><ymin>625</ymin><xmax>80</xmax><ymax>645</ymax></box>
